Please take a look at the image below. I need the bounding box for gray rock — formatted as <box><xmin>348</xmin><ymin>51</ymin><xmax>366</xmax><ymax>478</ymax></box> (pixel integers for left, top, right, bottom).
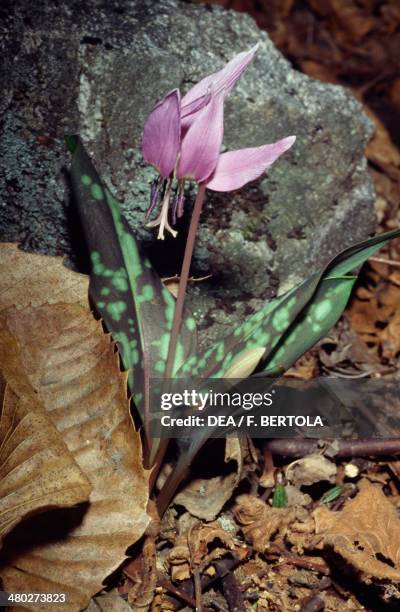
<box><xmin>0</xmin><ymin>0</ymin><xmax>375</xmax><ymax>349</ymax></box>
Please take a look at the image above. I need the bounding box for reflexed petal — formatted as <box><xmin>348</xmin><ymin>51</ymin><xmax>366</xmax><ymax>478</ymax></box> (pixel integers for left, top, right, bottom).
<box><xmin>142</xmin><ymin>89</ymin><xmax>181</xmax><ymax>178</ymax></box>
<box><xmin>181</xmin><ymin>44</ymin><xmax>258</xmax><ymax>127</ymax></box>
<box><xmin>206</xmin><ymin>136</ymin><xmax>296</xmax><ymax>192</ymax></box>
<box><xmin>177</xmin><ymin>94</ymin><xmax>224</xmax><ymax>184</ymax></box>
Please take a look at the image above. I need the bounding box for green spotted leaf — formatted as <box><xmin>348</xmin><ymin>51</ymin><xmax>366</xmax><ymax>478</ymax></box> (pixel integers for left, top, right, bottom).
<box><xmin>66</xmin><ymin>137</ymin><xmax>197</xmax><ymax>459</ymax></box>
<box><xmin>180</xmin><ymin>228</ymin><xmax>400</xmax><ymax>381</ymax></box>
<box><xmin>260</xmin><ymin>276</ymin><xmax>356</xmax><ymax>375</ymax></box>
<box><xmin>179</xmin><ymin>277</ymin><xmax>321</xmax><ymax>380</ymax></box>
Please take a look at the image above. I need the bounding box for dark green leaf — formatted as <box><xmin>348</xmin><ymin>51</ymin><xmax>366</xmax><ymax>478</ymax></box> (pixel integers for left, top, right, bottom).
<box><xmin>319</xmin><ymin>485</ymin><xmax>345</xmax><ymax>505</ymax></box>
<box><xmin>67</xmin><ymin>137</ymin><xmax>197</xmax><ymax>455</ymax></box>
<box><xmin>260</xmin><ymin>276</ymin><xmax>356</xmax><ymax>375</ymax></box>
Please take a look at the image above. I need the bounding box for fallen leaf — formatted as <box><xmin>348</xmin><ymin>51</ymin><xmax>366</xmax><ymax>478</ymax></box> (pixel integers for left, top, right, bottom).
<box><xmin>0</xmin><ymin>376</ymin><xmax>91</xmax><ymax>546</ymax></box>
<box><xmin>285</xmin><ymin>353</ymin><xmax>317</xmax><ymax>380</ymax></box>
<box><xmin>0</xmin><ymin>304</ymin><xmax>150</xmax><ymax>610</ymax></box>
<box><xmin>284</xmin><ymin>485</ymin><xmax>312</xmax><ymax>507</ymax></box>
<box><xmin>173</xmin><ymin>436</ymin><xmax>244</xmax><ymax>521</ymax></box>
<box><xmin>380</xmin><ymin>309</ymin><xmax>400</xmax><ymax>359</ymax></box>
<box><xmin>233</xmin><ymin>494</ymin><xmax>303</xmax><ymax>552</ymax></box>
<box><xmin>0</xmin><ymin>243</ymin><xmax>89</xmax><ymax>313</ymax></box>
<box><xmin>168</xmin><ymin>521</ymin><xmax>237</xmax><ymax>581</ymax></box>
<box><xmin>314</xmin><ymin>479</ymin><xmax>400</xmax><ymax>582</ymax></box>
<box><xmin>127</xmin><ymin>533</ymin><xmax>157</xmax><ymax>610</ymax></box>
<box><xmin>285</xmin><ymin>454</ymin><xmax>337</xmax><ymax>487</ymax></box>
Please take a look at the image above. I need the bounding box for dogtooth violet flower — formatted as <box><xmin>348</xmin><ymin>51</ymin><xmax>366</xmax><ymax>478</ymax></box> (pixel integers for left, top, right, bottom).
<box><xmin>142</xmin><ymin>44</ymin><xmax>296</xmax><ymax>239</ymax></box>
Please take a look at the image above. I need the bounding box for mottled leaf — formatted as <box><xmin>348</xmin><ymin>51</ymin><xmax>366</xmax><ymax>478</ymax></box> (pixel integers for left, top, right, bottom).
<box><xmin>180</xmin><ymin>228</ymin><xmax>400</xmax><ymax>381</ymax></box>
<box><xmin>262</xmin><ymin>276</ymin><xmax>356</xmax><ymax>374</ymax></box>
<box><xmin>179</xmin><ymin>278</ymin><xmax>320</xmax><ymax>379</ymax></box>
<box><xmin>66</xmin><ymin>137</ymin><xmax>197</xmax><ymax>453</ymax></box>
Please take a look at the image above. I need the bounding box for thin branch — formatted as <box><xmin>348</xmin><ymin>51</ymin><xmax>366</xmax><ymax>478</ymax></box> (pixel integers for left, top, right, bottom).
<box><xmin>369</xmin><ymin>256</ymin><xmax>400</xmax><ymax>268</ymax></box>
<box><xmin>158</xmin><ymin>578</ymin><xmax>197</xmax><ymax>608</ymax></box>
<box><xmin>264</xmin><ymin>438</ymin><xmax>400</xmax><ymax>458</ymax></box>
<box><xmin>259</xmin><ymin>447</ymin><xmax>275</xmax><ymax>488</ymax></box>
<box><xmin>193</xmin><ymin>568</ymin><xmax>203</xmax><ymax>612</ymax></box>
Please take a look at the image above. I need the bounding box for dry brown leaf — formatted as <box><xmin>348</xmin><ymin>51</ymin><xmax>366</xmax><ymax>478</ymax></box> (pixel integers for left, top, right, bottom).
<box><xmin>284</xmin><ymin>485</ymin><xmax>312</xmax><ymax>507</ymax></box>
<box><xmin>285</xmin><ymin>454</ymin><xmax>337</xmax><ymax>487</ymax></box>
<box><xmin>380</xmin><ymin>309</ymin><xmax>400</xmax><ymax>360</ymax></box>
<box><xmin>285</xmin><ymin>353</ymin><xmax>317</xmax><ymax>380</ymax></box>
<box><xmin>168</xmin><ymin>520</ymin><xmax>237</xmax><ymax>581</ymax></box>
<box><xmin>314</xmin><ymin>479</ymin><xmax>400</xmax><ymax>582</ymax></box>
<box><xmin>233</xmin><ymin>494</ymin><xmax>305</xmax><ymax>552</ymax></box>
<box><xmin>126</xmin><ymin>534</ymin><xmax>158</xmax><ymax>611</ymax></box>
<box><xmin>347</xmin><ymin>279</ymin><xmax>400</xmax><ymax>361</ymax></box>
<box><xmin>0</xmin><ymin>378</ymin><xmax>91</xmax><ymax>546</ymax></box>
<box><xmin>0</xmin><ymin>243</ymin><xmax>89</xmax><ymax>313</ymax></box>
<box><xmin>0</xmin><ymin>304</ymin><xmax>150</xmax><ymax>610</ymax></box>
<box><xmin>174</xmin><ymin>436</ymin><xmax>244</xmax><ymax>521</ymax></box>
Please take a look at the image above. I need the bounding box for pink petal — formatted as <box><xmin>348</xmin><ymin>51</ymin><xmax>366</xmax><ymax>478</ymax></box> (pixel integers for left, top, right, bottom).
<box><xmin>177</xmin><ymin>93</ymin><xmax>224</xmax><ymax>184</ymax></box>
<box><xmin>206</xmin><ymin>136</ymin><xmax>296</xmax><ymax>192</ymax></box>
<box><xmin>181</xmin><ymin>44</ymin><xmax>258</xmax><ymax>128</ymax></box>
<box><xmin>142</xmin><ymin>89</ymin><xmax>181</xmax><ymax>178</ymax></box>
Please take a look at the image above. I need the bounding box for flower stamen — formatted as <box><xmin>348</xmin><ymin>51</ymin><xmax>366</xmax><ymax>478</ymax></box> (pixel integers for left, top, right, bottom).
<box><xmin>171</xmin><ymin>180</ymin><xmax>186</xmax><ymax>225</ymax></box>
<box><xmin>146</xmin><ymin>176</ymin><xmax>164</xmax><ymax>219</ymax></box>
<box><xmin>146</xmin><ymin>180</ymin><xmax>177</xmax><ymax>240</ymax></box>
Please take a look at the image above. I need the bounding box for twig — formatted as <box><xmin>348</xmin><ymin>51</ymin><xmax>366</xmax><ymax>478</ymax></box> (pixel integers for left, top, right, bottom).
<box><xmin>259</xmin><ymin>447</ymin><xmax>275</xmax><ymax>488</ymax></box>
<box><xmin>268</xmin><ymin>543</ymin><xmax>329</xmax><ymax>575</ymax></box>
<box><xmin>263</xmin><ymin>438</ymin><xmax>400</xmax><ymax>458</ymax></box>
<box><xmin>172</xmin><ymin>554</ymin><xmax>249</xmax><ymax>611</ymax></box>
<box><xmin>193</xmin><ymin>568</ymin><xmax>203</xmax><ymax>612</ymax></box>
<box><xmin>369</xmin><ymin>256</ymin><xmax>400</xmax><ymax>268</ymax></box>
<box><xmin>212</xmin><ymin>603</ymin><xmax>229</xmax><ymax>612</ymax></box>
<box><xmin>158</xmin><ymin>578</ymin><xmax>197</xmax><ymax>608</ymax></box>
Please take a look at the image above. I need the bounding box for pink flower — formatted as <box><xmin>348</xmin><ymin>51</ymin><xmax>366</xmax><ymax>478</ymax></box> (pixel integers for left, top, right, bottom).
<box><xmin>142</xmin><ymin>44</ymin><xmax>295</xmax><ymax>239</ymax></box>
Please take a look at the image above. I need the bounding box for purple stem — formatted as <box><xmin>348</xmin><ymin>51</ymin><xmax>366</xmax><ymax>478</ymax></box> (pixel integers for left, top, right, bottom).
<box><xmin>149</xmin><ymin>183</ymin><xmax>207</xmax><ymax>498</ymax></box>
<box><xmin>164</xmin><ymin>182</ymin><xmax>206</xmax><ymax>379</ymax></box>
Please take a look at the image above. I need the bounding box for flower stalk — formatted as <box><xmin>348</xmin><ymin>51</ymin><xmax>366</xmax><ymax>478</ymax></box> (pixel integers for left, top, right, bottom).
<box><xmin>164</xmin><ymin>182</ymin><xmax>206</xmax><ymax>379</ymax></box>
<box><xmin>149</xmin><ymin>183</ymin><xmax>207</xmax><ymax>489</ymax></box>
